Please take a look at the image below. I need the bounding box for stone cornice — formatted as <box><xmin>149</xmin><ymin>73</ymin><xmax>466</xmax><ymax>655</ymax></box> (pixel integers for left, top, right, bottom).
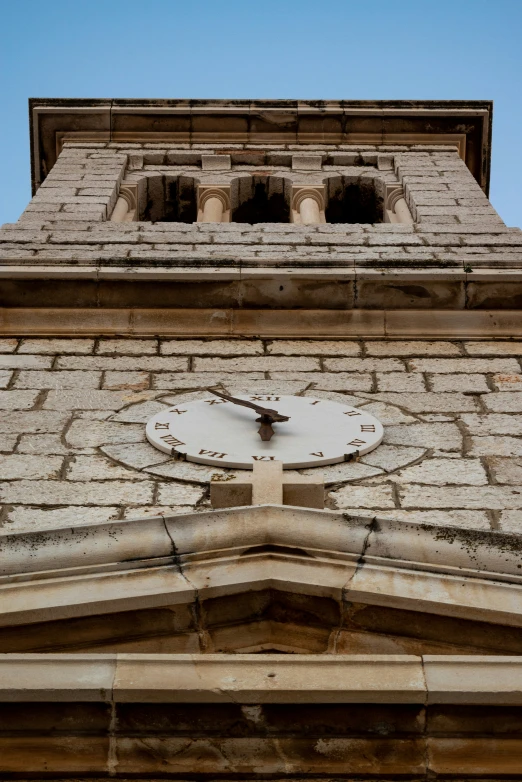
<box><xmin>1</xmin><ymin>506</ymin><xmax>522</xmax><ymax>629</ymax></box>
<box><xmin>29</xmin><ymin>98</ymin><xmax>493</xmax><ymax>194</ymax></box>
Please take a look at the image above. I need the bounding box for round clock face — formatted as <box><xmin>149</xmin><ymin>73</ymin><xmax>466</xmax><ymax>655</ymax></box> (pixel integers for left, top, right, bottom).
<box><xmin>145</xmin><ymin>394</ymin><xmax>383</xmax><ymax>469</ymax></box>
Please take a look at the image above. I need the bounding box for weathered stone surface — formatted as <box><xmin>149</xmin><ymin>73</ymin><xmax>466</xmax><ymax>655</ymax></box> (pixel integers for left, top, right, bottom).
<box><xmin>0</xmin><ymin>371</ymin><xmax>12</xmax><ymax>389</ymax></box>
<box><xmin>0</xmin><ymin>355</ymin><xmax>52</xmax><ymax>369</ymax></box>
<box><xmin>330</xmin><ymin>484</ymin><xmax>396</xmax><ymax>509</ymax></box>
<box><xmin>66</xmin><ymin>419</ymin><xmax>143</xmax><ymax>448</ymax></box>
<box><xmin>94</xmin><ymin>338</ymin><xmax>157</xmax><ymax>355</ymax></box>
<box><xmin>0</xmin><ymin>339</ymin><xmax>19</xmax><ymax>353</ymax></box>
<box><xmin>0</xmin><ymin>454</ymin><xmax>63</xmax><ymax>479</ymax></box>
<box><xmin>194</xmin><ymin>357</ymin><xmax>320</xmax><ymax>372</ymax></box>
<box><xmin>461</xmin><ymin>413</ymin><xmax>522</xmax><ymax>436</ymax></box>
<box><xmin>366</xmin><ymin>342</ymin><xmax>460</xmax><ymax>356</ymax></box>
<box><xmin>367</xmin><ymin>393</ymin><xmax>476</xmax><ymax>412</ymax></box>
<box><xmin>483</xmin><ymin>393</ymin><xmax>522</xmax><ymax>412</ymax></box>
<box><xmin>468</xmin><ymin>436</ymin><xmax>522</xmax><ymax>457</ymax></box>
<box><xmin>56</xmin><ymin>356</ymin><xmax>188</xmax><ymax>371</ymax></box>
<box><xmin>356</xmin><ymin>401</ymin><xmax>417</xmax><ymax>425</ymax></box>
<box><xmin>409</xmin><ymin>358</ymin><xmax>521</xmax><ymax>374</ymax></box>
<box><xmin>378</xmin><ymin>508</ymin><xmax>491</xmax><ymax>529</ymax></box>
<box><xmin>43</xmin><ymin>390</ymin><xmax>142</xmax><ymax>410</ymax></box>
<box><xmin>66</xmin><ymin>455</ymin><xmax>152</xmax><ymax>481</ymax></box>
<box><xmin>384</xmin><ymin>423</ymin><xmax>462</xmax><ymax>450</ymax></box>
<box><xmin>488</xmin><ymin>457</ymin><xmax>522</xmax><ymax>485</ymax></box>
<box><xmin>361</xmin><ymin>445</ymin><xmax>427</xmax><ymax>472</ymax></box>
<box><xmin>110</xmin><ymin>399</ymin><xmax>170</xmax><ymax>423</ymax></box>
<box><xmin>267</xmin><ymin>340</ymin><xmax>360</xmax><ymax>356</ymax></box>
<box><xmin>429</xmin><ymin>373</ymin><xmax>490</xmax><ymax>393</ymax></box>
<box><xmin>0</xmin><ymin>391</ymin><xmax>39</xmax><ymax>410</ymax></box>
<box><xmin>103</xmin><ymin>371</ymin><xmax>150</xmax><ymax>391</ymax></box>
<box><xmin>161</xmin><ymin>339</ymin><xmax>263</xmax><ymax>356</ymax></box>
<box><xmin>157</xmin><ymin>482</ymin><xmax>206</xmax><ymax>505</ymax></box>
<box><xmin>0</xmin><ymin>480</ymin><xmax>154</xmax><ymax>505</ymax></box>
<box><xmin>464</xmin><ymin>342</ymin><xmax>522</xmax><ymax>355</ymax></box>
<box><xmin>101</xmin><ymin>441</ymin><xmax>170</xmax><ymax>470</ymax></box>
<box><xmin>14</xmin><ymin>370</ymin><xmax>102</xmax><ymax>389</ymax></box>
<box><xmin>0</xmin><ymin>504</ymin><xmax>120</xmax><ymax>532</ymax></box>
<box><xmin>400</xmin><ymin>485</ymin><xmax>522</xmax><ymax>510</ymax></box>
<box><xmin>18</xmin><ymin>338</ymin><xmax>95</xmax><ymax>354</ymax></box>
<box><xmin>325</xmin><ymin>358</ymin><xmax>405</xmax><ymax>372</ymax></box>
<box><xmin>390</xmin><ymin>458</ymin><xmax>488</xmax><ymax>485</ymax></box>
<box><xmin>376</xmin><ymin>373</ymin><xmax>426</xmax><ymax>392</ymax></box>
<box><xmin>492</xmin><ymin>373</ymin><xmax>522</xmax><ymax>391</ymax></box>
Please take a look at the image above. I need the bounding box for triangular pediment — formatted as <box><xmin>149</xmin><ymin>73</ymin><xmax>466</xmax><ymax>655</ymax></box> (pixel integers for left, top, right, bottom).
<box><xmin>1</xmin><ymin>505</ymin><xmax>522</xmax><ymax>654</ymax></box>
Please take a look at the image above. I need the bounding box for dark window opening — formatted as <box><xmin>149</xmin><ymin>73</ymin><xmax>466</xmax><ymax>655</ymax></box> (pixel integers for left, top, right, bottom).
<box><xmin>325</xmin><ymin>175</ymin><xmax>384</xmax><ymax>224</ymax></box>
<box><xmin>140</xmin><ymin>175</ymin><xmax>197</xmax><ymax>223</ymax></box>
<box><xmin>232</xmin><ymin>176</ymin><xmax>291</xmax><ymax>224</ymax></box>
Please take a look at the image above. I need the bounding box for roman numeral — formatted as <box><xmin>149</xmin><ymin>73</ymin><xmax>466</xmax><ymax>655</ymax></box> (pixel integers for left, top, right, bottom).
<box><xmin>250</xmin><ymin>396</ymin><xmax>280</xmax><ymax>401</ymax></box>
<box><xmin>309</xmin><ymin>400</ymin><xmax>320</xmax><ymax>405</ymax></box>
<box><xmin>155</xmin><ymin>422</ymin><xmax>169</xmax><ymax>430</ymax></box>
<box><xmin>310</xmin><ymin>451</ymin><xmax>324</xmax><ymax>457</ymax></box>
<box><xmin>360</xmin><ymin>425</ymin><xmax>375</xmax><ymax>432</ymax></box>
<box><xmin>252</xmin><ymin>455</ymin><xmax>275</xmax><ymax>460</ymax></box>
<box><xmin>168</xmin><ymin>408</ymin><xmax>187</xmax><ymax>415</ymax></box>
<box><xmin>348</xmin><ymin>439</ymin><xmax>366</xmax><ymax>447</ymax></box>
<box><xmin>199</xmin><ymin>449</ymin><xmax>227</xmax><ymax>459</ymax></box>
<box><xmin>160</xmin><ymin>435</ymin><xmax>185</xmax><ymax>446</ymax></box>
<box><xmin>344</xmin><ymin>410</ymin><xmax>361</xmax><ymax>416</ymax></box>
<box><xmin>205</xmin><ymin>399</ymin><xmax>227</xmax><ymax>405</ymax></box>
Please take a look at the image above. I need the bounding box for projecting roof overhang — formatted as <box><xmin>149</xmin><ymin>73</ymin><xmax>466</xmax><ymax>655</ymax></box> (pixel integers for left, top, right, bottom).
<box><xmin>28</xmin><ymin>98</ymin><xmax>493</xmax><ymax>195</ymax></box>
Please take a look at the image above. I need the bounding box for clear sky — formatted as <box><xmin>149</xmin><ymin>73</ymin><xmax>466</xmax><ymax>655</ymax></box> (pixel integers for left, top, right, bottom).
<box><xmin>1</xmin><ymin>0</ymin><xmax>521</xmax><ymax>226</ymax></box>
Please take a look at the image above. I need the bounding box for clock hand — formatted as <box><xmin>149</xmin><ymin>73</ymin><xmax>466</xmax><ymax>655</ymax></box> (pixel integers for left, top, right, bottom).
<box><xmin>208</xmin><ymin>389</ymin><xmax>290</xmax><ymax>442</ymax></box>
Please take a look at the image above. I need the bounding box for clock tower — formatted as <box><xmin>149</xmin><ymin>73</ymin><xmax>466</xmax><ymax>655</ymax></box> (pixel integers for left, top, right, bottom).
<box><xmin>0</xmin><ymin>99</ymin><xmax>522</xmax><ymax>779</ymax></box>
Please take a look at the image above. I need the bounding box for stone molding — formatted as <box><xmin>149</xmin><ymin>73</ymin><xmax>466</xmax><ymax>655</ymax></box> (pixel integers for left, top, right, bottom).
<box><xmin>384</xmin><ymin>183</ymin><xmax>414</xmax><ymax>224</ymax></box>
<box><xmin>1</xmin><ymin>505</ymin><xmax>522</xmax><ymax>629</ymax></box>
<box><xmin>1</xmin><ymin>653</ymin><xmax>522</xmax><ymax>704</ymax></box>
<box><xmin>0</xmin><ymin>307</ymin><xmax>522</xmax><ymax>338</ymax></box>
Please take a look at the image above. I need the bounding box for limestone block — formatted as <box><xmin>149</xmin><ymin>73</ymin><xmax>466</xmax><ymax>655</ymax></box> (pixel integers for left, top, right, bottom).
<box><xmin>56</xmin><ymin>356</ymin><xmax>188</xmax><ymax>371</ymax></box>
<box><xmin>483</xmin><ymin>393</ymin><xmax>522</xmax><ymax>412</ymax></box>
<box><xmin>429</xmin><ymin>373</ymin><xmax>490</xmax><ymax>393</ymax></box>
<box><xmin>0</xmin><ymin>391</ymin><xmax>38</xmax><ymax>410</ymax></box>
<box><xmin>292</xmin><ymin>155</ymin><xmax>323</xmax><ymax>170</ymax></box>
<box><xmin>0</xmin><ymin>339</ymin><xmax>18</xmax><ymax>353</ymax></box>
<box><xmin>103</xmin><ymin>372</ymin><xmax>150</xmax><ymax>391</ymax></box>
<box><xmin>325</xmin><ymin>358</ymin><xmax>404</xmax><ymax>372</ymax></box>
<box><xmin>360</xmin><ymin>445</ymin><xmax>426</xmax><ymax>473</ymax></box>
<box><xmin>266</xmin><ymin>340</ymin><xmax>360</xmax><ymax>356</ymax></box>
<box><xmin>0</xmin><ymin>411</ymin><xmax>68</xmax><ymax>434</ymax></box>
<box><xmin>161</xmin><ymin>339</ymin><xmax>263</xmax><ymax>356</ymax></box>
<box><xmin>201</xmin><ymin>154</ymin><xmax>231</xmax><ymax>170</ymax></box>
<box><xmin>66</xmin><ymin>420</ymin><xmax>143</xmax><ymax>448</ymax></box>
<box><xmin>376</xmin><ymin>509</ymin><xmax>491</xmax><ymax>530</ymax></box>
<box><xmin>17</xmin><ymin>434</ymin><xmax>74</xmax><ymax>455</ymax></box>
<box><xmin>274</xmin><ymin>372</ymin><xmax>373</xmax><ymax>392</ymax></box>
<box><xmin>461</xmin><ymin>413</ymin><xmax>522</xmax><ymax>436</ymax></box>
<box><xmin>384</xmin><ymin>423</ymin><xmax>462</xmax><ymax>450</ymax></box>
<box><xmin>157</xmin><ymin>482</ymin><xmax>206</xmax><ymax>505</ymax></box>
<box><xmin>390</xmin><ymin>458</ymin><xmax>488</xmax><ymax>486</ymax></box>
<box><xmin>0</xmin><ymin>480</ymin><xmax>154</xmax><ymax>506</ymax></box>
<box><xmin>66</xmin><ymin>455</ymin><xmax>151</xmax><ymax>481</ymax></box>
<box><xmin>464</xmin><ymin>341</ymin><xmax>522</xmax><ymax>355</ymax></box>
<box><xmin>0</xmin><ymin>371</ymin><xmax>12</xmax><ymax>389</ymax></box>
<box><xmin>0</xmin><ymin>355</ymin><xmax>52</xmax><ymax>369</ymax></box>
<box><xmin>110</xmin><ymin>400</ymin><xmax>170</xmax><ymax>423</ymax></box>
<box><xmin>409</xmin><ymin>358</ymin><xmax>521</xmax><ymax>374</ymax></box>
<box><xmin>356</xmin><ymin>402</ymin><xmax>416</xmax><ymax>425</ymax></box>
<box><xmin>424</xmin><ymin>656</ymin><xmax>522</xmax><ymax>704</ymax></box>
<box><xmin>488</xmin><ymin>457</ymin><xmax>522</xmax><ymax>485</ymax></box>
<box><xmin>2</xmin><ymin>505</ymin><xmax>120</xmax><ymax>532</ymax></box>
<box><xmin>97</xmin><ymin>339</ymin><xmax>158</xmax><ymax>355</ymax></box>
<box><xmin>18</xmin><ymin>338</ymin><xmax>94</xmax><ymax>354</ymax></box>
<box><xmin>376</xmin><ymin>373</ymin><xmax>426</xmax><ymax>392</ymax></box>
<box><xmin>0</xmin><ymin>655</ymin><xmax>116</xmax><ymax>701</ymax></box>
<box><xmin>43</xmin><ymin>390</ymin><xmax>142</xmax><ymax>411</ymax></box>
<box><xmin>194</xmin><ymin>357</ymin><xmax>320</xmax><ymax>372</ymax></box>
<box><xmin>14</xmin><ymin>370</ymin><xmax>102</xmax><ymax>389</ymax></box>
<box><xmin>331</xmin><ymin>484</ymin><xmax>396</xmax><ymax>510</ymax></box>
<box><xmin>369</xmin><ymin>393</ymin><xmax>475</xmax><ymax>413</ymax></box>
<box><xmin>400</xmin><ymin>485</ymin><xmax>522</xmax><ymax>510</ymax></box>
<box><xmin>468</xmin><ymin>436</ymin><xmax>522</xmax><ymax>457</ymax></box>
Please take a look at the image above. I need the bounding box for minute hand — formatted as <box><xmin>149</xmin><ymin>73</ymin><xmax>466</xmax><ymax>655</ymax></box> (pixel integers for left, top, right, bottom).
<box><xmin>208</xmin><ymin>389</ymin><xmax>290</xmax><ymax>442</ymax></box>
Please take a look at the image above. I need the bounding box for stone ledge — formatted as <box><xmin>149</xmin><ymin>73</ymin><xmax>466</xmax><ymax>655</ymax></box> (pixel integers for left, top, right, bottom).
<box><xmin>1</xmin><ymin>308</ymin><xmax>522</xmax><ymax>338</ymax></box>
<box><xmin>1</xmin><ymin>653</ymin><xmax>522</xmax><ymax>704</ymax></box>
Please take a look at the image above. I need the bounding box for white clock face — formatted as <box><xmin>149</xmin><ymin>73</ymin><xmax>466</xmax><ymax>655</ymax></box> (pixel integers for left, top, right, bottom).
<box><xmin>145</xmin><ymin>394</ymin><xmax>383</xmax><ymax>469</ymax></box>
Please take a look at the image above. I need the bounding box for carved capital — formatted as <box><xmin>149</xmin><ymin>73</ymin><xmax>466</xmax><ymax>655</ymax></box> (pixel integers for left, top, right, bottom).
<box><xmin>384</xmin><ymin>184</ymin><xmax>414</xmax><ymax>224</ymax></box>
<box><xmin>110</xmin><ymin>183</ymin><xmax>138</xmax><ymax>222</ymax></box>
<box><xmin>291</xmin><ymin>185</ymin><xmax>326</xmax><ymax>224</ymax></box>
<box><xmin>197</xmin><ymin>185</ymin><xmax>231</xmax><ymax>222</ymax></box>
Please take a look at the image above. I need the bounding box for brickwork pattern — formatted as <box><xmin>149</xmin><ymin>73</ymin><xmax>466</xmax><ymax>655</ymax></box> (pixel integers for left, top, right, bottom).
<box><xmin>0</xmin><ymin>338</ymin><xmax>521</xmax><ymax>535</ymax></box>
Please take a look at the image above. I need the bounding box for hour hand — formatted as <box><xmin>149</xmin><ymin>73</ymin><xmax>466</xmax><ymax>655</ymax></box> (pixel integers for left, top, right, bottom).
<box><xmin>208</xmin><ymin>389</ymin><xmax>290</xmax><ymax>441</ymax></box>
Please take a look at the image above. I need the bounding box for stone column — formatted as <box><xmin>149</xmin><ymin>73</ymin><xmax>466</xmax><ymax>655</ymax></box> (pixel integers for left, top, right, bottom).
<box><xmin>110</xmin><ymin>184</ymin><xmax>138</xmax><ymax>223</ymax></box>
<box><xmin>291</xmin><ymin>186</ymin><xmax>326</xmax><ymax>224</ymax></box>
<box><xmin>385</xmin><ymin>185</ymin><xmax>414</xmax><ymax>224</ymax></box>
<box><xmin>197</xmin><ymin>186</ymin><xmax>231</xmax><ymax>223</ymax></box>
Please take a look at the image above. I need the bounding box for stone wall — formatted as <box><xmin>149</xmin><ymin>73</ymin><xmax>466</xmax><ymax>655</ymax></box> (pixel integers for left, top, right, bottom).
<box><xmin>0</xmin><ymin>336</ymin><xmax>521</xmax><ymax>535</ymax></box>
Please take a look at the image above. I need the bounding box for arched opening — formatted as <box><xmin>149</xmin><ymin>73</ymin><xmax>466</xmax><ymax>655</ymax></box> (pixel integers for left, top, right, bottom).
<box><xmin>325</xmin><ymin>174</ymin><xmax>385</xmax><ymax>224</ymax></box>
<box><xmin>138</xmin><ymin>174</ymin><xmax>198</xmax><ymax>223</ymax></box>
<box><xmin>232</xmin><ymin>175</ymin><xmax>291</xmax><ymax>223</ymax></box>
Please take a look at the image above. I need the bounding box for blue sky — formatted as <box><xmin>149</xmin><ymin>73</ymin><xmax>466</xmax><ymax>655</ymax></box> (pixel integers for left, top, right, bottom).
<box><xmin>1</xmin><ymin>0</ymin><xmax>521</xmax><ymax>226</ymax></box>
